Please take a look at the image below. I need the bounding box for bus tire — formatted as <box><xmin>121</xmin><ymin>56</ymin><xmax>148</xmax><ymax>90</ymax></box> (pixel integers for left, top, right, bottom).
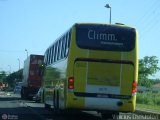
<box><xmin>45</xmin><ymin>103</ymin><xmax>50</xmax><ymax>109</ymax></box>
<box><xmin>53</xmin><ymin>90</ymin><xmax>56</xmax><ymax>109</ymax></box>
<box><xmin>56</xmin><ymin>90</ymin><xmax>59</xmax><ymax>110</ymax></box>
<box><xmin>53</xmin><ymin>90</ymin><xmax>60</xmax><ymax>115</ymax></box>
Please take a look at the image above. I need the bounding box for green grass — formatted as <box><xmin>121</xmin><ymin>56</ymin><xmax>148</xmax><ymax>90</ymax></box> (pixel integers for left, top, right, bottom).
<box><xmin>136</xmin><ymin>92</ymin><xmax>160</xmax><ymax>111</ymax></box>
<box><xmin>137</xmin><ymin>92</ymin><xmax>160</xmax><ymax>105</ymax></box>
<box><xmin>136</xmin><ymin>104</ymin><xmax>160</xmax><ymax>111</ymax></box>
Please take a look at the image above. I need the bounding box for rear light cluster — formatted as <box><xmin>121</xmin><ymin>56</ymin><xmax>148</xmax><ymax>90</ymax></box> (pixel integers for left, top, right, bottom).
<box><xmin>68</xmin><ymin>77</ymin><xmax>74</xmax><ymax>89</ymax></box>
<box><xmin>132</xmin><ymin>81</ymin><xmax>137</xmax><ymax>94</ymax></box>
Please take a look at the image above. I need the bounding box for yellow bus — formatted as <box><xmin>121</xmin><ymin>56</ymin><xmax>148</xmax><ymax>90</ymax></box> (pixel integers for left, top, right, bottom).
<box><xmin>43</xmin><ymin>23</ymin><xmax>138</xmax><ymax>117</ymax></box>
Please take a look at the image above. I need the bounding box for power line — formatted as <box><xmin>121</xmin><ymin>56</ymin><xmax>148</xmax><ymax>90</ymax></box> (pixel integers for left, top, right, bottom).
<box><xmin>135</xmin><ymin>0</ymin><xmax>160</xmax><ymax>39</ymax></box>
<box><xmin>136</xmin><ymin>0</ymin><xmax>160</xmax><ymax>26</ymax></box>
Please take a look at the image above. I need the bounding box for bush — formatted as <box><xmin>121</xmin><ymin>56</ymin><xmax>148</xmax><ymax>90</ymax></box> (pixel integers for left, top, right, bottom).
<box><xmin>155</xmin><ymin>96</ymin><xmax>160</xmax><ymax>105</ymax></box>
<box><xmin>137</xmin><ymin>92</ymin><xmax>160</xmax><ymax>106</ymax></box>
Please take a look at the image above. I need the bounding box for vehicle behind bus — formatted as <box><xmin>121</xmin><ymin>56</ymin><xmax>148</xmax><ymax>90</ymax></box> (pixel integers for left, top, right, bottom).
<box><xmin>21</xmin><ymin>54</ymin><xmax>44</xmax><ymax>99</ymax></box>
<box><xmin>43</xmin><ymin>23</ymin><xmax>138</xmax><ymax>117</ymax></box>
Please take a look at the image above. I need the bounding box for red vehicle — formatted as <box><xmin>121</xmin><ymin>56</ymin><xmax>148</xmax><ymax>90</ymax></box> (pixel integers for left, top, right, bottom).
<box><xmin>21</xmin><ymin>54</ymin><xmax>44</xmax><ymax>99</ymax></box>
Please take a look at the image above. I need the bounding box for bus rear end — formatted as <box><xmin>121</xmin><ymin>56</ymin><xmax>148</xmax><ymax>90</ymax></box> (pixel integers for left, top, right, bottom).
<box><xmin>67</xmin><ymin>23</ymin><xmax>138</xmax><ymax>113</ymax></box>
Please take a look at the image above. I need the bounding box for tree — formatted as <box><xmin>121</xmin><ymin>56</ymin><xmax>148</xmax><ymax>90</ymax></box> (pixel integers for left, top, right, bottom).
<box><xmin>4</xmin><ymin>69</ymin><xmax>23</xmax><ymax>89</ymax></box>
<box><xmin>138</xmin><ymin>56</ymin><xmax>160</xmax><ymax>87</ymax></box>
<box><xmin>0</xmin><ymin>71</ymin><xmax>7</xmax><ymax>82</ymax></box>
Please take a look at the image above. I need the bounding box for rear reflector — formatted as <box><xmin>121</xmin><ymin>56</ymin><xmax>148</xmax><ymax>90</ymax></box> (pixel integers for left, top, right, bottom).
<box><xmin>68</xmin><ymin>77</ymin><xmax>74</xmax><ymax>89</ymax></box>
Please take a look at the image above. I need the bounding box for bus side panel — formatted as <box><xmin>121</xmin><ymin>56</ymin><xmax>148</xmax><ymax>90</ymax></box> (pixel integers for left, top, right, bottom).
<box><xmin>43</xmin><ymin>66</ymin><xmax>59</xmax><ymax>106</ymax></box>
<box><xmin>50</xmin><ymin>59</ymin><xmax>68</xmax><ymax>109</ymax></box>
<box><xmin>65</xmin><ymin>29</ymin><xmax>86</xmax><ymax>109</ymax></box>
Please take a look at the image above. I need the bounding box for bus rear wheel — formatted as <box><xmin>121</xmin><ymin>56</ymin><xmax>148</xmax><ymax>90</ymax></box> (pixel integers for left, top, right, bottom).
<box><xmin>44</xmin><ymin>103</ymin><xmax>50</xmax><ymax>109</ymax></box>
<box><xmin>53</xmin><ymin>90</ymin><xmax>61</xmax><ymax>115</ymax></box>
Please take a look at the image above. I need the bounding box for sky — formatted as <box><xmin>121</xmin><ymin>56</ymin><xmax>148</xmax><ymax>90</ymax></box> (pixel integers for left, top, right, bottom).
<box><xmin>0</xmin><ymin>0</ymin><xmax>160</xmax><ymax>77</ymax></box>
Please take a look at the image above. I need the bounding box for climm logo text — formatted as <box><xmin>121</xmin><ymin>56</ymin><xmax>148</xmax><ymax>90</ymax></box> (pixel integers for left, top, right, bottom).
<box><xmin>87</xmin><ymin>30</ymin><xmax>117</xmax><ymax>41</ymax></box>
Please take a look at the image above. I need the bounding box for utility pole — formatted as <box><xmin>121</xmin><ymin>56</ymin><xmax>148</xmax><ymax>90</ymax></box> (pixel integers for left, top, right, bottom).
<box><xmin>105</xmin><ymin>4</ymin><xmax>112</xmax><ymax>24</ymax></box>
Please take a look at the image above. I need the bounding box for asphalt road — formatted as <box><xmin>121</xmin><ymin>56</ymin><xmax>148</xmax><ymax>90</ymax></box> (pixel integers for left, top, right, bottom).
<box><xmin>0</xmin><ymin>91</ymin><xmax>103</xmax><ymax>120</ymax></box>
<box><xmin>0</xmin><ymin>92</ymin><xmax>159</xmax><ymax>120</ymax></box>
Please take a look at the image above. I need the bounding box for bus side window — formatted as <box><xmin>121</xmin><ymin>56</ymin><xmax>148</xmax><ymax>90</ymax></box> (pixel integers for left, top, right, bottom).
<box><xmin>68</xmin><ymin>31</ymin><xmax>71</xmax><ymax>48</ymax></box>
<box><xmin>63</xmin><ymin>35</ymin><xmax>67</xmax><ymax>58</ymax></box>
<box><xmin>54</xmin><ymin>42</ymin><xmax>57</xmax><ymax>62</ymax></box>
<box><xmin>59</xmin><ymin>39</ymin><xmax>62</xmax><ymax>60</ymax></box>
<box><xmin>55</xmin><ymin>41</ymin><xmax>59</xmax><ymax>62</ymax></box>
<box><xmin>65</xmin><ymin>31</ymin><xmax>70</xmax><ymax>57</ymax></box>
<box><xmin>52</xmin><ymin>45</ymin><xmax>55</xmax><ymax>63</ymax></box>
<box><xmin>46</xmin><ymin>49</ymin><xmax>49</xmax><ymax>65</ymax></box>
<box><xmin>50</xmin><ymin>48</ymin><xmax>52</xmax><ymax>64</ymax></box>
<box><xmin>61</xmin><ymin>36</ymin><xmax>65</xmax><ymax>59</ymax></box>
<box><xmin>47</xmin><ymin>49</ymin><xmax>50</xmax><ymax>65</ymax></box>
<box><xmin>57</xmin><ymin>40</ymin><xmax>60</xmax><ymax>60</ymax></box>
<box><xmin>50</xmin><ymin>47</ymin><xmax>53</xmax><ymax>64</ymax></box>
<box><xmin>51</xmin><ymin>45</ymin><xmax>54</xmax><ymax>63</ymax></box>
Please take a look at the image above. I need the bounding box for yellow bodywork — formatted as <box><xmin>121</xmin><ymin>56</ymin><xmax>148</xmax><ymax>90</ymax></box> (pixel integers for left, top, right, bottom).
<box><xmin>43</xmin><ymin>23</ymin><xmax>138</xmax><ymax>112</ymax></box>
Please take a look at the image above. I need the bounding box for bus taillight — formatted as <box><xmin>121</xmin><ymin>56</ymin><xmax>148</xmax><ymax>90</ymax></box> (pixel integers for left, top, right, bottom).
<box><xmin>132</xmin><ymin>81</ymin><xmax>137</xmax><ymax>94</ymax></box>
<box><xmin>68</xmin><ymin>77</ymin><xmax>74</xmax><ymax>89</ymax></box>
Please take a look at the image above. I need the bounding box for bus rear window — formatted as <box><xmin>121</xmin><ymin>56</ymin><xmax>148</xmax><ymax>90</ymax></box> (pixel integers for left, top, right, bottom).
<box><xmin>76</xmin><ymin>24</ymin><xmax>136</xmax><ymax>51</ymax></box>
